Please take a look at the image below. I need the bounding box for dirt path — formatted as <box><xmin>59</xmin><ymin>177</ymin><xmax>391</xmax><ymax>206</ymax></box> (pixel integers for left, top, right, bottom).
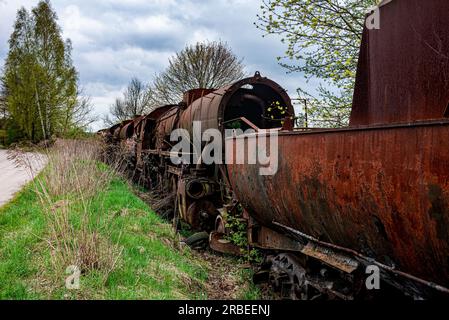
<box><xmin>0</xmin><ymin>150</ymin><xmax>46</xmax><ymax>207</ymax></box>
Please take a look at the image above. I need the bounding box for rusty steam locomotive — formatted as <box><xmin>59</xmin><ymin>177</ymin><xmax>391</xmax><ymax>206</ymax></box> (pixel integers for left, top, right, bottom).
<box><xmin>100</xmin><ymin>0</ymin><xmax>449</xmax><ymax>299</ymax></box>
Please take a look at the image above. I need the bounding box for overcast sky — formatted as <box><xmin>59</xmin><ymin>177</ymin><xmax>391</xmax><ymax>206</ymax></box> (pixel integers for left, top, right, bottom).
<box><xmin>0</xmin><ymin>0</ymin><xmax>318</xmax><ymax>130</ymax></box>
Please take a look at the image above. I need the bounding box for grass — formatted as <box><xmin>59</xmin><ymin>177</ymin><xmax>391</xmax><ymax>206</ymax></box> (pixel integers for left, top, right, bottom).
<box><xmin>0</xmin><ymin>139</ymin><xmax>261</xmax><ymax>300</ymax></box>
<box><xmin>238</xmin><ymin>269</ymin><xmax>261</xmax><ymax>300</ymax></box>
<box><xmin>0</xmin><ymin>139</ymin><xmax>211</xmax><ymax>300</ymax></box>
<box><xmin>0</xmin><ymin>176</ymin><xmax>211</xmax><ymax>299</ymax></box>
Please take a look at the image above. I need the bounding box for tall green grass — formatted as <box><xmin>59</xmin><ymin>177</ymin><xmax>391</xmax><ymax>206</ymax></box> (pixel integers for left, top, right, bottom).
<box><xmin>0</xmin><ymin>140</ymin><xmax>208</xmax><ymax>299</ymax></box>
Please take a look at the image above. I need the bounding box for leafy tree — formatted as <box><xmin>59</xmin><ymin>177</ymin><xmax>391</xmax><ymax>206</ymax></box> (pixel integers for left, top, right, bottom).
<box><xmin>3</xmin><ymin>7</ymin><xmax>37</xmax><ymax>140</ymax></box>
<box><xmin>2</xmin><ymin>0</ymin><xmax>90</xmax><ymax>142</ymax></box>
<box><xmin>153</xmin><ymin>41</ymin><xmax>246</xmax><ymax>105</ymax></box>
<box><xmin>256</xmin><ymin>0</ymin><xmax>380</xmax><ymax>127</ymax></box>
<box><xmin>105</xmin><ymin>78</ymin><xmax>153</xmax><ymax>125</ymax></box>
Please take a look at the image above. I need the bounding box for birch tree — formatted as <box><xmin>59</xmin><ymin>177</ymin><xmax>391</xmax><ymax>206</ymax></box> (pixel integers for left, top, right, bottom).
<box><xmin>2</xmin><ymin>0</ymin><xmax>89</xmax><ymax>142</ymax></box>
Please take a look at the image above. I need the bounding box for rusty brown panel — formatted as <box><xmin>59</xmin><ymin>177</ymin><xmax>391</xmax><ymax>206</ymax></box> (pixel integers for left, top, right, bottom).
<box><xmin>226</xmin><ymin>121</ymin><xmax>449</xmax><ymax>287</ymax></box>
<box><xmin>249</xmin><ymin>224</ymin><xmax>302</xmax><ymax>252</ymax></box>
<box><xmin>148</xmin><ymin>105</ymin><xmax>177</xmax><ymax>121</ymax></box>
<box><xmin>112</xmin><ymin>120</ymin><xmax>131</xmax><ymax>139</ymax></box>
<box><xmin>132</xmin><ymin>115</ymin><xmax>145</xmax><ymax>129</ymax></box>
<box><xmin>209</xmin><ymin>232</ymin><xmax>243</xmax><ymax>256</ymax></box>
<box><xmin>133</xmin><ymin>115</ymin><xmax>147</xmax><ymax>141</ymax></box>
<box><xmin>351</xmin><ymin>0</ymin><xmax>449</xmax><ymax>126</ymax></box>
<box><xmin>119</xmin><ymin>122</ymin><xmax>134</xmax><ymax>139</ymax></box>
<box><xmin>154</xmin><ymin>108</ymin><xmax>180</xmax><ymax>149</ymax></box>
<box><xmin>183</xmin><ymin>88</ymin><xmax>216</xmax><ymax>106</ymax></box>
<box><xmin>178</xmin><ymin>88</ymin><xmax>225</xmax><ymax>136</ymax></box>
<box><xmin>132</xmin><ymin>116</ymin><xmax>146</xmax><ymax>168</ymax></box>
<box><xmin>301</xmin><ymin>242</ymin><xmax>359</xmax><ymax>274</ymax></box>
<box><xmin>108</xmin><ymin>123</ymin><xmax>120</xmax><ymax>135</ymax></box>
<box><xmin>119</xmin><ymin>115</ymin><xmax>144</xmax><ymax>140</ymax></box>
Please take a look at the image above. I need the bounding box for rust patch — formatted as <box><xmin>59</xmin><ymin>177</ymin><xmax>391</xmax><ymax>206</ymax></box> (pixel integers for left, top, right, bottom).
<box><xmin>428</xmin><ymin>184</ymin><xmax>449</xmax><ymax>243</ymax></box>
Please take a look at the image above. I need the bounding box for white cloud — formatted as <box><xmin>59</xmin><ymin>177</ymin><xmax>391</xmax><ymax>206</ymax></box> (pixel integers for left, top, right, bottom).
<box><xmin>133</xmin><ymin>14</ymin><xmax>183</xmax><ymax>35</ymax></box>
<box><xmin>60</xmin><ymin>5</ymin><xmax>106</xmax><ymax>48</ymax></box>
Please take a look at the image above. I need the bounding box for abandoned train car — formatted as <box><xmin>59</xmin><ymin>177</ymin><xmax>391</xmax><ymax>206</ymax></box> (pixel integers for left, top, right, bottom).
<box><xmin>100</xmin><ymin>0</ymin><xmax>449</xmax><ymax>299</ymax></box>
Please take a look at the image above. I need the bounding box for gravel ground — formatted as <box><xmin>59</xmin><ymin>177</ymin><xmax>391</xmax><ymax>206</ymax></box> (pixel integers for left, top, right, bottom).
<box><xmin>0</xmin><ymin>149</ymin><xmax>46</xmax><ymax>207</ymax></box>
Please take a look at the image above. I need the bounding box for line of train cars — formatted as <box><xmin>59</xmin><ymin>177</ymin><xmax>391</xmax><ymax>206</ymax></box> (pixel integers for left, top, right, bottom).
<box><xmin>99</xmin><ymin>0</ymin><xmax>449</xmax><ymax>299</ymax></box>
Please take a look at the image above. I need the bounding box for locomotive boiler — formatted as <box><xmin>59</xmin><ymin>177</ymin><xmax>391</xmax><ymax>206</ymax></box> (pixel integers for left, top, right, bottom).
<box><xmin>101</xmin><ymin>73</ymin><xmax>294</xmax><ymax>231</ymax></box>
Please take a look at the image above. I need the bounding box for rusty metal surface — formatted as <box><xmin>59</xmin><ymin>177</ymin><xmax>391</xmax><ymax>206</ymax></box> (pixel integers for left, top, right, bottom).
<box><xmin>226</xmin><ymin>121</ymin><xmax>449</xmax><ymax>287</ymax></box>
<box><xmin>154</xmin><ymin>107</ymin><xmax>180</xmax><ymax>150</ymax></box>
<box><xmin>112</xmin><ymin>120</ymin><xmax>132</xmax><ymax>139</ymax></box>
<box><xmin>108</xmin><ymin>123</ymin><xmax>121</xmax><ymax>137</ymax></box>
<box><xmin>119</xmin><ymin>122</ymin><xmax>134</xmax><ymax>139</ymax></box>
<box><xmin>178</xmin><ymin>74</ymin><xmax>294</xmax><ymax>137</ymax></box>
<box><xmin>249</xmin><ymin>224</ymin><xmax>303</xmax><ymax>252</ymax></box>
<box><xmin>147</xmin><ymin>105</ymin><xmax>177</xmax><ymax>121</ymax></box>
<box><xmin>301</xmin><ymin>243</ymin><xmax>359</xmax><ymax>274</ymax></box>
<box><xmin>104</xmin><ymin>74</ymin><xmax>294</xmax><ymax>155</ymax></box>
<box><xmin>183</xmin><ymin>88</ymin><xmax>216</xmax><ymax>106</ymax></box>
<box><xmin>351</xmin><ymin>0</ymin><xmax>449</xmax><ymax>126</ymax></box>
<box><xmin>209</xmin><ymin>232</ymin><xmax>243</xmax><ymax>256</ymax></box>
<box><xmin>146</xmin><ymin>74</ymin><xmax>294</xmax><ymax>154</ymax></box>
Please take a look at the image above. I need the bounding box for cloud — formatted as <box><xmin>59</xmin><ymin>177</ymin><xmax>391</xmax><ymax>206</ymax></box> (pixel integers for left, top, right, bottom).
<box><xmin>0</xmin><ymin>0</ymin><xmax>314</xmax><ymax>130</ymax></box>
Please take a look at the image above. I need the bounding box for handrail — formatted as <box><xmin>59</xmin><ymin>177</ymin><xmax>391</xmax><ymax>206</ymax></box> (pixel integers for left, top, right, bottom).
<box><xmin>222</xmin><ymin>117</ymin><xmax>260</xmax><ymax>131</ymax></box>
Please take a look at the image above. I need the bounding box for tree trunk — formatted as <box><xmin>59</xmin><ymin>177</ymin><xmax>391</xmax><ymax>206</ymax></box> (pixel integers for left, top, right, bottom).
<box><xmin>34</xmin><ymin>79</ymin><xmax>47</xmax><ymax>140</ymax></box>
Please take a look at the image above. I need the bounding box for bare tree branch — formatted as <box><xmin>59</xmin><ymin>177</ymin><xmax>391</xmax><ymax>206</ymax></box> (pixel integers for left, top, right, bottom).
<box><xmin>105</xmin><ymin>78</ymin><xmax>154</xmax><ymax>125</ymax></box>
<box><xmin>152</xmin><ymin>41</ymin><xmax>246</xmax><ymax>105</ymax></box>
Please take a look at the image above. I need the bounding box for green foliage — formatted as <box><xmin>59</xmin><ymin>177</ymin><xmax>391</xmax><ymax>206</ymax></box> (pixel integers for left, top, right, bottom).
<box><xmin>237</xmin><ymin>269</ymin><xmax>261</xmax><ymax>300</ymax></box>
<box><xmin>227</xmin><ymin>121</ymin><xmax>242</xmax><ymax>130</ymax></box>
<box><xmin>256</xmin><ymin>0</ymin><xmax>380</xmax><ymax>127</ymax></box>
<box><xmin>225</xmin><ymin>214</ymin><xmax>248</xmax><ymax>249</ymax></box>
<box><xmin>6</xmin><ymin>119</ymin><xmax>25</xmax><ymax>144</ymax></box>
<box><xmin>224</xmin><ymin>206</ymin><xmax>263</xmax><ymax>264</ymax></box>
<box><xmin>2</xmin><ymin>1</ymin><xmax>91</xmax><ymax>143</ymax></box>
<box><xmin>62</xmin><ymin>127</ymin><xmax>93</xmax><ymax>140</ymax></box>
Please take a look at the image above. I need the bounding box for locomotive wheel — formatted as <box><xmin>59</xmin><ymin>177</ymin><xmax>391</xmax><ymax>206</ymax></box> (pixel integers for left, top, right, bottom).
<box><xmin>186</xmin><ymin>200</ymin><xmax>219</xmax><ymax>231</ymax></box>
<box><xmin>266</xmin><ymin>253</ymin><xmax>355</xmax><ymax>300</ymax></box>
<box><xmin>267</xmin><ymin>254</ymin><xmax>309</xmax><ymax>300</ymax></box>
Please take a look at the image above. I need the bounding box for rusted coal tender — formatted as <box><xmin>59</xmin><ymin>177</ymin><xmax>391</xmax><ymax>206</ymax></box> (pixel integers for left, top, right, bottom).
<box><xmin>100</xmin><ymin>0</ymin><xmax>449</xmax><ymax>299</ymax></box>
